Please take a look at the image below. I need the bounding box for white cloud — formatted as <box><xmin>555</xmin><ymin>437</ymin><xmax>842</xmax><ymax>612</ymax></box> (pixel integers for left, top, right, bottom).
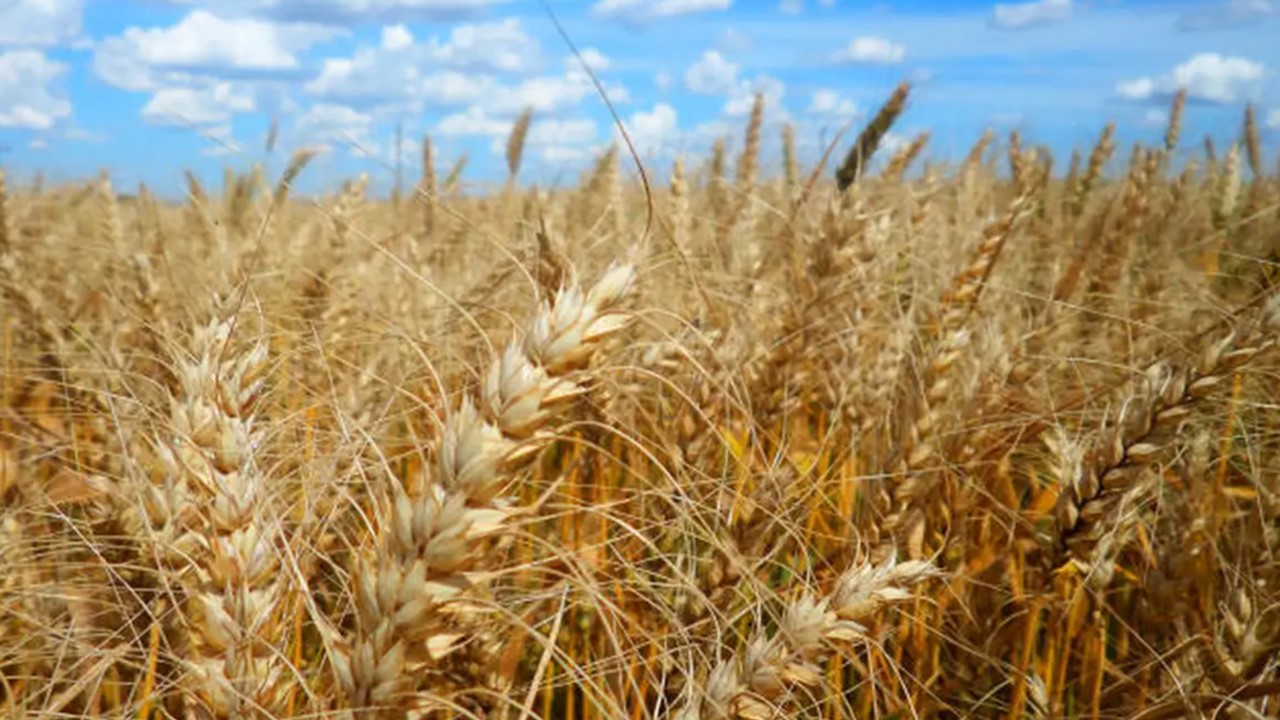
<box><xmin>436</xmin><ymin>107</ymin><xmax>597</xmax><ymax>162</ymax></box>
<box><xmin>1172</xmin><ymin>54</ymin><xmax>1267</xmax><ymax>101</ymax></box>
<box><xmin>654</xmin><ymin>71</ymin><xmax>673</xmax><ymax>91</ymax></box>
<box><xmin>437</xmin><ymin>105</ymin><xmax>509</xmax><ymax>136</ymax></box>
<box><xmin>622</xmin><ymin>102</ymin><xmax>679</xmax><ymax>155</ymax></box>
<box><xmin>725</xmin><ymin>74</ymin><xmax>786</xmax><ymax>117</ymax></box>
<box><xmin>1178</xmin><ymin>0</ymin><xmax>1276</xmax><ymax>30</ymax></box>
<box><xmin>418</xmin><ymin>70</ymin><xmax>503</xmax><ymax>105</ymax></box>
<box><xmin>308</xmin><ymin>27</ymin><xmax>622</xmax><ymax>120</ymax></box>
<box><xmin>1267</xmin><ymin>108</ymin><xmax>1280</xmax><ymax>129</ymax></box>
<box><xmin>487</xmin><ymin>73</ymin><xmax>615</xmax><ymax>114</ymax></box>
<box><xmin>528</xmin><ymin>118</ymin><xmax>597</xmax><ymax>147</ymax></box>
<box><xmin>29</xmin><ymin>138</ymin><xmax>49</xmax><ymax>150</ymax></box>
<box><xmin>0</xmin><ymin>0</ymin><xmax>82</xmax><ymax>47</ymax></box>
<box><xmin>808</xmin><ymin>89</ymin><xmax>857</xmax><ymax>116</ymax></box>
<box><xmin>0</xmin><ymin>50</ymin><xmax>72</xmax><ymax>130</ymax></box>
<box><xmin>498</xmin><ymin>117</ymin><xmax>599</xmax><ymax>167</ymax></box>
<box><xmin>779</xmin><ymin>0</ymin><xmax>803</xmax><ymax>13</ymax></box>
<box><xmin>197</xmin><ymin>124</ymin><xmax>243</xmax><ymax>156</ymax></box>
<box><xmin>685</xmin><ymin>50</ymin><xmax>739</xmax><ymax>94</ymax></box>
<box><xmin>1116</xmin><ymin>77</ymin><xmax>1155</xmax><ymax>100</ymax></box>
<box><xmin>1117</xmin><ymin>53</ymin><xmax>1267</xmax><ymax>104</ymax></box>
<box><xmin>541</xmin><ymin>145</ymin><xmax>593</xmax><ymax>163</ymax></box>
<box><xmin>93</xmin><ymin>11</ymin><xmax>340</xmax><ymax>92</ymax></box>
<box><xmin>143</xmin><ymin>83</ymin><xmax>256</xmax><ymax>126</ymax></box>
<box><xmin>591</xmin><ymin>0</ymin><xmax>732</xmax><ymax>23</ymax></box>
<box><xmin>305</xmin><ymin>19</ymin><xmax>544</xmax><ymax>112</ymax></box>
<box><xmin>299</xmin><ymin>103</ymin><xmax>372</xmax><ymax>133</ymax></box>
<box><xmin>307</xmin><ymin>48</ymin><xmax>499</xmax><ymax>107</ymax></box>
<box><xmin>991</xmin><ymin>0</ymin><xmax>1072</xmax><ymax>29</ymax></box>
<box><xmin>295</xmin><ymin>0</ymin><xmax>507</xmax><ymax>23</ymax></box>
<box><xmin>160</xmin><ymin>0</ymin><xmax>509</xmax><ymax>24</ymax></box>
<box><xmin>881</xmin><ymin>131</ymin><xmax>909</xmax><ymax>154</ymax></box>
<box><xmin>830</xmin><ymin>36</ymin><xmax>905</xmax><ymax>64</ymax></box>
<box><xmin>539</xmin><ymin>118</ymin><xmax>631</xmax><ymax>167</ymax></box>
<box><xmin>387</xmin><ymin>132</ymin><xmax>420</xmax><ymax>165</ymax></box>
<box><xmin>424</xmin><ymin>18</ymin><xmax>538</xmax><ymax>72</ymax></box>
<box><xmin>381</xmin><ymin>23</ymin><xmax>413</xmax><ymax>50</ymax></box>
<box><xmin>568</xmin><ymin>48</ymin><xmax>611</xmax><ymax>72</ymax></box>
<box><xmin>297</xmin><ymin>102</ymin><xmax>378</xmax><ymax>155</ymax></box>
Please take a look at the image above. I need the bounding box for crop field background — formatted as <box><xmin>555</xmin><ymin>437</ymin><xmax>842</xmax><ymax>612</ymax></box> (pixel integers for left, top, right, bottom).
<box><xmin>4</xmin><ymin>9</ymin><xmax>1280</xmax><ymax>718</ymax></box>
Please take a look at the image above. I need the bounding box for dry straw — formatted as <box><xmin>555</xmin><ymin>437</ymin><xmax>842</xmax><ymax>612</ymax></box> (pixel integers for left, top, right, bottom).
<box><xmin>6</xmin><ymin>88</ymin><xmax>1280</xmax><ymax>720</ymax></box>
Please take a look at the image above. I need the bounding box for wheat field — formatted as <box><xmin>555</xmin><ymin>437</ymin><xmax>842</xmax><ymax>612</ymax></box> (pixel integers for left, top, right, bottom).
<box><xmin>2</xmin><ymin>83</ymin><xmax>1279</xmax><ymax>719</ymax></box>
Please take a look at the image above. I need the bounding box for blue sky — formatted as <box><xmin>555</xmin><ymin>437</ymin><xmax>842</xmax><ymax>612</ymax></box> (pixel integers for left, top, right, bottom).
<box><xmin>1</xmin><ymin>0</ymin><xmax>1278</xmax><ymax>197</ymax></box>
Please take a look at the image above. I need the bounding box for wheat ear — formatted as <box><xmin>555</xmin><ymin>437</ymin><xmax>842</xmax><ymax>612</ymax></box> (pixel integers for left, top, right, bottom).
<box><xmin>134</xmin><ymin>294</ymin><xmax>289</xmax><ymax>719</ymax></box>
<box><xmin>332</xmin><ymin>263</ymin><xmax>637</xmax><ymax>716</ymax></box>
<box><xmin>1056</xmin><ymin>295</ymin><xmax>1280</xmax><ymax>572</ymax></box>
<box><xmin>676</xmin><ymin>558</ymin><xmax>940</xmax><ymax>720</ymax></box>
<box><xmin>836</xmin><ymin>81</ymin><xmax>910</xmax><ymax>192</ymax></box>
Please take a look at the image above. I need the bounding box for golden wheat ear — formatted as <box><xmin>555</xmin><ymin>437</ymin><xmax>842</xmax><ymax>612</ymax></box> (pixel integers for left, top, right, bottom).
<box><xmin>333</xmin><ymin>262</ymin><xmax>636</xmax><ymax>716</ymax></box>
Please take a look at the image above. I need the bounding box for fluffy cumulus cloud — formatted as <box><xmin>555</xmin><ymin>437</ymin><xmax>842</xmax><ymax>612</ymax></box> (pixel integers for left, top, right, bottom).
<box><xmin>990</xmin><ymin>0</ymin><xmax>1072</xmax><ymax>29</ymax></box>
<box><xmin>622</xmin><ymin>103</ymin><xmax>679</xmax><ymax>156</ymax></box>
<box><xmin>0</xmin><ymin>50</ymin><xmax>73</xmax><ymax>130</ymax></box>
<box><xmin>93</xmin><ymin>11</ymin><xmax>341</xmax><ymax>92</ymax></box>
<box><xmin>808</xmin><ymin>89</ymin><xmax>857</xmax><ymax>117</ymax></box>
<box><xmin>489</xmin><ymin>70</ymin><xmax>624</xmax><ymax>115</ymax></box>
<box><xmin>296</xmin><ymin>102</ymin><xmax>378</xmax><ymax>154</ymax></box>
<box><xmin>880</xmin><ymin>131</ymin><xmax>910</xmax><ymax>155</ymax></box>
<box><xmin>1115</xmin><ymin>77</ymin><xmax>1155</xmax><ymax>100</ymax></box>
<box><xmin>436</xmin><ymin>105</ymin><xmax>508</xmax><ymax>136</ymax></box>
<box><xmin>591</xmin><ymin>0</ymin><xmax>732</xmax><ymax>24</ymax></box>
<box><xmin>197</xmin><ymin>123</ymin><xmax>243</xmax><ymax>156</ymax></box>
<box><xmin>685</xmin><ymin>50</ymin><xmax>739</xmax><ymax>94</ymax></box>
<box><xmin>1177</xmin><ymin>0</ymin><xmax>1277</xmax><ymax>31</ymax></box>
<box><xmin>424</xmin><ymin>18</ymin><xmax>539</xmax><ymax>72</ymax></box>
<box><xmin>381</xmin><ymin>23</ymin><xmax>414</xmax><ymax>50</ymax></box>
<box><xmin>435</xmin><ymin>106</ymin><xmax>597</xmax><ymax>162</ymax></box>
<box><xmin>305</xmin><ymin>19</ymin><xmax>551</xmax><ymax>111</ymax></box>
<box><xmin>1117</xmin><ymin>53</ymin><xmax>1267</xmax><ymax>104</ymax></box>
<box><xmin>567</xmin><ymin>48</ymin><xmax>611</xmax><ymax>73</ymax></box>
<box><xmin>725</xmin><ymin>75</ymin><xmax>786</xmax><ymax>117</ymax></box>
<box><xmin>143</xmin><ymin>83</ymin><xmax>256</xmax><ymax>126</ymax></box>
<box><xmin>531</xmin><ymin>118</ymin><xmax>596</xmax><ymax>144</ymax></box>
<box><xmin>304</xmin><ymin>27</ymin><xmax>624</xmax><ymax>155</ymax></box>
<box><xmin>0</xmin><ymin>0</ymin><xmax>83</xmax><ymax>47</ymax></box>
<box><xmin>157</xmin><ymin>0</ymin><xmax>509</xmax><ymax>24</ymax></box>
<box><xmin>309</xmin><ymin>59</ymin><xmax>493</xmax><ymax>107</ymax></box>
<box><xmin>830</xmin><ymin>36</ymin><xmax>905</xmax><ymax>65</ymax></box>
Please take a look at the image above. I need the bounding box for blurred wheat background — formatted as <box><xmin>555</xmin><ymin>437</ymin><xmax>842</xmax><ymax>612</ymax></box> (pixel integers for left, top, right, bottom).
<box><xmin>3</xmin><ymin>80</ymin><xmax>1280</xmax><ymax>719</ymax></box>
